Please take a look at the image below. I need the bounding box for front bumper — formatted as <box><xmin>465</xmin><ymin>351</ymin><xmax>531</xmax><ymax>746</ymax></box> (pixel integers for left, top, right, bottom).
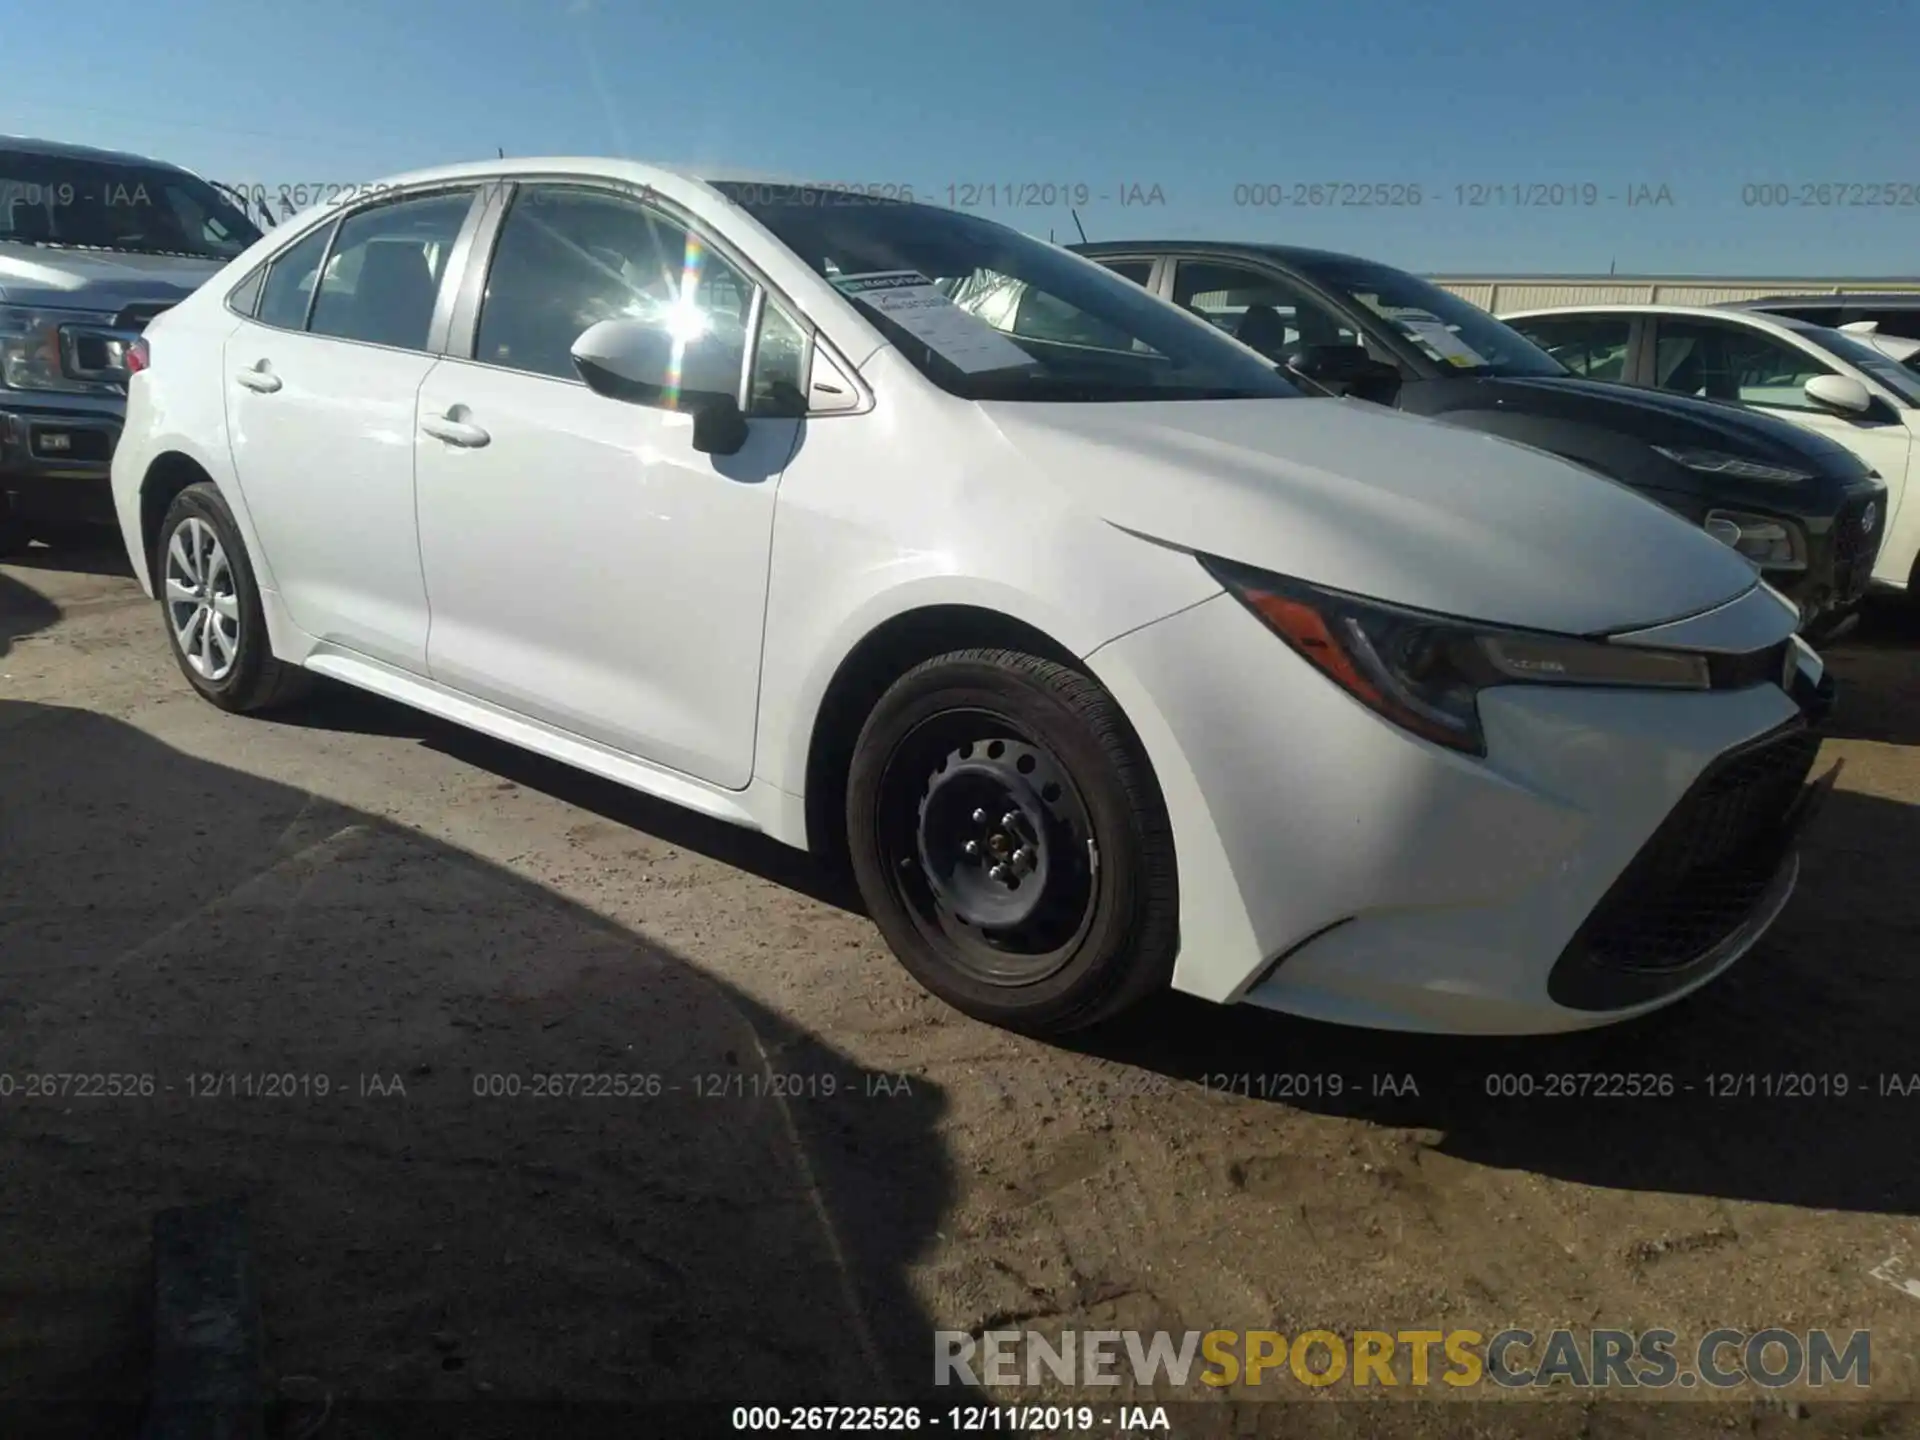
<box><xmin>1755</xmin><ymin>483</ymin><xmax>1886</xmax><ymax>627</ymax></box>
<box><xmin>0</xmin><ymin>400</ymin><xmax>123</xmax><ymax>526</ymax></box>
<box><xmin>1092</xmin><ymin>591</ymin><xmax>1828</xmax><ymax>1035</ymax></box>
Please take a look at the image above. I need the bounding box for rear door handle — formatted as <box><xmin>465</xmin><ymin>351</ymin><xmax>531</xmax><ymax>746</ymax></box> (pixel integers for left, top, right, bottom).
<box><xmin>420</xmin><ymin>408</ymin><xmax>490</xmax><ymax>448</ymax></box>
<box><xmin>234</xmin><ymin>362</ymin><xmax>281</xmax><ymax>394</ymax></box>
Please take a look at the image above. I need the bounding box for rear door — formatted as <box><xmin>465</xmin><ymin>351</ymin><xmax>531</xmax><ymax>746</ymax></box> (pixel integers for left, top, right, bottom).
<box><xmin>222</xmin><ymin>186</ymin><xmax>485</xmax><ymax>671</ymax></box>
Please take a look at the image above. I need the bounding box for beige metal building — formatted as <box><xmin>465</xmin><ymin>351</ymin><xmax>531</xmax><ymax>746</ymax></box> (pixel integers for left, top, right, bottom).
<box><xmin>1428</xmin><ymin>275</ymin><xmax>1920</xmax><ymax>312</ymax></box>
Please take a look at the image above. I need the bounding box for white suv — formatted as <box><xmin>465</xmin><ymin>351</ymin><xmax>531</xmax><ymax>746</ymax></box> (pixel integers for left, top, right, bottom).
<box><xmin>112</xmin><ymin>159</ymin><xmax>1834</xmax><ymax>1036</ymax></box>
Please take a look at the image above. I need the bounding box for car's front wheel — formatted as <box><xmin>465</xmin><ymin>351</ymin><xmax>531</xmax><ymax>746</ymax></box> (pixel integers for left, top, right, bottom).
<box><xmin>156</xmin><ymin>483</ymin><xmax>311</xmax><ymax>714</ymax></box>
<box><xmin>846</xmin><ymin>649</ymin><xmax>1178</xmax><ymax>1035</ymax></box>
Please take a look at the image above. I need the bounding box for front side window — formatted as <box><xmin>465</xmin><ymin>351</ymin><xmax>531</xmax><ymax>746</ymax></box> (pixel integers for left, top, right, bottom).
<box><xmin>475</xmin><ymin>184</ymin><xmax>758</xmax><ymax>386</ymax></box>
<box><xmin>1171</xmin><ymin>260</ymin><xmax>1365</xmax><ymax>361</ymax></box>
<box><xmin>711</xmin><ymin>183</ymin><xmax>1296</xmax><ymax>403</ymax></box>
<box><xmin>0</xmin><ymin>150</ymin><xmax>261</xmax><ymax>259</ymax></box>
<box><xmin>1508</xmin><ymin>315</ymin><xmax>1632</xmax><ymax>381</ymax></box>
<box><xmin>255</xmin><ymin>221</ymin><xmax>335</xmax><ymax>331</ymax></box>
<box><xmin>307</xmin><ymin>190</ymin><xmax>474</xmax><ymax>352</ymax></box>
<box><xmin>1651</xmin><ymin>319</ymin><xmax>1836</xmax><ymax>411</ymax></box>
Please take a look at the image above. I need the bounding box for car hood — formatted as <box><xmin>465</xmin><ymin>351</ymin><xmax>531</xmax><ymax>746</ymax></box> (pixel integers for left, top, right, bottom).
<box><xmin>0</xmin><ymin>242</ymin><xmax>224</xmax><ymax>312</ymax></box>
<box><xmin>980</xmin><ymin>395</ymin><xmax>1762</xmax><ymax>636</ymax></box>
<box><xmin>1434</xmin><ymin>374</ymin><xmax>1867</xmax><ymax>474</ymax></box>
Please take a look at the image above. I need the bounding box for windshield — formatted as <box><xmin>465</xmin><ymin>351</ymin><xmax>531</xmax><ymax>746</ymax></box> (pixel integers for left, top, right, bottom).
<box><xmin>1801</xmin><ymin>323</ymin><xmax>1920</xmax><ymax>406</ymax></box>
<box><xmin>710</xmin><ymin>184</ymin><xmax>1297</xmax><ymax>403</ymax></box>
<box><xmin>0</xmin><ymin>150</ymin><xmax>263</xmax><ymax>260</ymax></box>
<box><xmin>1303</xmin><ymin>259</ymin><xmax>1568</xmax><ymax>378</ymax></box>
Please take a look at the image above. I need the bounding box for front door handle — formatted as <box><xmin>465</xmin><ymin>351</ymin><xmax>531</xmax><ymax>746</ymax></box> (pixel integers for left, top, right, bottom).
<box><xmin>234</xmin><ymin>362</ymin><xmax>281</xmax><ymax>394</ymax></box>
<box><xmin>420</xmin><ymin>407</ymin><xmax>490</xmax><ymax>448</ymax></box>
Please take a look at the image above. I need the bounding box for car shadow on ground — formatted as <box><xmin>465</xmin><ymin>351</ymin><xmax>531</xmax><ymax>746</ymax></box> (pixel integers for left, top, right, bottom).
<box><xmin>0</xmin><ymin>692</ymin><xmax>970</xmax><ymax>1435</ymax></box>
<box><xmin>1077</xmin><ymin>781</ymin><xmax>1920</xmax><ymax>1219</ymax></box>
<box><xmin>1821</xmin><ymin>598</ymin><xmax>1920</xmax><ymax>746</ymax></box>
<box><xmin>273</xmin><ymin>680</ymin><xmax>866</xmax><ymax>915</ymax></box>
<box><xmin>1</xmin><ymin>530</ymin><xmax>136</xmax><ymax>580</ymax></box>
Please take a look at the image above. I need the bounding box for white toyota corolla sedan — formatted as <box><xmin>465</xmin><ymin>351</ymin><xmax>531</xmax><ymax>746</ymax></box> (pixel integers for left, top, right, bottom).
<box><xmin>111</xmin><ymin>158</ymin><xmax>1838</xmax><ymax>1036</ymax></box>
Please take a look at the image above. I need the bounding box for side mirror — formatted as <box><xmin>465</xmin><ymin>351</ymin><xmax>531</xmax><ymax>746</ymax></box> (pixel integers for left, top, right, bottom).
<box><xmin>1284</xmin><ymin>343</ymin><xmax>1402</xmax><ymax>401</ymax></box>
<box><xmin>1804</xmin><ymin>373</ymin><xmax>1874</xmax><ymax>417</ymax></box>
<box><xmin>571</xmin><ymin>317</ymin><xmax>750</xmax><ymax>454</ymax></box>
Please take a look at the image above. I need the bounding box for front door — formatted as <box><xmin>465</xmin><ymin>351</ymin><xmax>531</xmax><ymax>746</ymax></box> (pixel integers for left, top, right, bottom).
<box><xmin>413</xmin><ymin>182</ymin><xmax>808</xmax><ymax>789</ymax></box>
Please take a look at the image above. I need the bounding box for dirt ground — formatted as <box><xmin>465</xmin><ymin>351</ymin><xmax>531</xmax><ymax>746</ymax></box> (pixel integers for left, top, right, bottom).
<box><xmin>3</xmin><ymin>538</ymin><xmax>1919</xmax><ymax>1440</ymax></box>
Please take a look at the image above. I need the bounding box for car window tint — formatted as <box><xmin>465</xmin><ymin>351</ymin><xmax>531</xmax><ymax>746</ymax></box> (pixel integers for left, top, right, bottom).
<box><xmin>1513</xmin><ymin>316</ymin><xmax>1631</xmax><ymax>380</ymax></box>
<box><xmin>1652</xmin><ymin>319</ymin><xmax>1834</xmax><ymax>410</ymax></box>
<box><xmin>255</xmin><ymin>221</ymin><xmax>335</xmax><ymax>331</ymax></box>
<box><xmin>1171</xmin><ymin>260</ymin><xmax>1363</xmax><ymax>362</ymax></box>
<box><xmin>306</xmin><ymin>191</ymin><xmax>473</xmax><ymax>351</ymax></box>
<box><xmin>476</xmin><ymin>185</ymin><xmax>757</xmax><ymax>385</ymax></box>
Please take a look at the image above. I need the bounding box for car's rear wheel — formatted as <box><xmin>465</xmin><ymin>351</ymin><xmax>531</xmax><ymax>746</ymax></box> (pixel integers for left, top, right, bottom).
<box><xmin>846</xmin><ymin>648</ymin><xmax>1177</xmax><ymax>1035</ymax></box>
<box><xmin>157</xmin><ymin>483</ymin><xmax>311</xmax><ymax>714</ymax></box>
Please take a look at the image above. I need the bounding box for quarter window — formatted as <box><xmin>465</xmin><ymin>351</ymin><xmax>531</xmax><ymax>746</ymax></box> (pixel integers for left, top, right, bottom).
<box><xmin>1651</xmin><ymin>319</ymin><xmax>1835</xmax><ymax>411</ymax></box>
<box><xmin>254</xmin><ymin>221</ymin><xmax>335</xmax><ymax>331</ymax></box>
<box><xmin>306</xmin><ymin>190</ymin><xmax>474</xmax><ymax>352</ymax></box>
<box><xmin>475</xmin><ymin>184</ymin><xmax>759</xmax><ymax>387</ymax></box>
<box><xmin>749</xmin><ymin>300</ymin><xmax>809</xmax><ymax>416</ymax></box>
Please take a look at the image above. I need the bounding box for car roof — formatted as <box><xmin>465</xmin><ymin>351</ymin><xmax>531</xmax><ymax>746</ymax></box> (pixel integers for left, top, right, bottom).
<box><xmin>1500</xmin><ymin>301</ymin><xmax>1832</xmax><ymax>334</ymax></box>
<box><xmin>0</xmin><ymin>133</ymin><xmax>186</xmax><ymax>169</ymax></box>
<box><xmin>1072</xmin><ymin>239</ymin><xmax>1392</xmax><ymax>271</ymax></box>
<box><xmin>1721</xmin><ymin>292</ymin><xmax>1920</xmax><ymax>310</ymax></box>
<box><xmin>360</xmin><ymin>156</ymin><xmax>835</xmax><ymax>196</ymax></box>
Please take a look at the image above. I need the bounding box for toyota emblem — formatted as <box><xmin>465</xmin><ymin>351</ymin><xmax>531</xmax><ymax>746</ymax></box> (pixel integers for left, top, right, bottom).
<box><xmin>1862</xmin><ymin>501</ymin><xmax>1878</xmax><ymax>534</ymax></box>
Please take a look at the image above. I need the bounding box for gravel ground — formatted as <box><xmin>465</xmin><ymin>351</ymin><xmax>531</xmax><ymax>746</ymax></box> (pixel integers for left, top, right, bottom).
<box><xmin>3</xmin><ymin>538</ymin><xmax>1918</xmax><ymax>1439</ymax></box>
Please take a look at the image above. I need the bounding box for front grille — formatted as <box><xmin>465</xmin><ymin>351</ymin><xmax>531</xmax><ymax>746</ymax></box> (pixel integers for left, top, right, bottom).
<box><xmin>1829</xmin><ymin>494</ymin><xmax>1882</xmax><ymax>602</ymax></box>
<box><xmin>1570</xmin><ymin>722</ymin><xmax>1821</xmax><ymax>974</ymax></box>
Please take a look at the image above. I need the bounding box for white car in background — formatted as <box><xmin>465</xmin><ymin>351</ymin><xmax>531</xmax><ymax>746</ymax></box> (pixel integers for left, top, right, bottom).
<box><xmin>1503</xmin><ymin>303</ymin><xmax>1920</xmax><ymax>596</ymax></box>
<box><xmin>111</xmin><ymin>159</ymin><xmax>1835</xmax><ymax>1037</ymax></box>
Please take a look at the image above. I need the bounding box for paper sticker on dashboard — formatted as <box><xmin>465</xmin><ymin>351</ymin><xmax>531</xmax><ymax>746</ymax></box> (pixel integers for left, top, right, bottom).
<box><xmin>832</xmin><ymin>271</ymin><xmax>1037</xmax><ymax>373</ymax></box>
<box><xmin>1401</xmin><ymin>318</ymin><xmax>1488</xmax><ymax>368</ymax></box>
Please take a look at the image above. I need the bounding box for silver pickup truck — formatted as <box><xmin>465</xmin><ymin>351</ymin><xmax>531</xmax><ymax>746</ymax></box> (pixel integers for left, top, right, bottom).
<box><xmin>1</xmin><ymin>136</ymin><xmax>264</xmax><ymax>554</ymax></box>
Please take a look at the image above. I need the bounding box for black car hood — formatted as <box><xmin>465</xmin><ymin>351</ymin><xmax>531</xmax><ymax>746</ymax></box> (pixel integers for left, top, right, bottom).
<box><xmin>1410</xmin><ymin>374</ymin><xmax>1869</xmax><ymax>477</ymax></box>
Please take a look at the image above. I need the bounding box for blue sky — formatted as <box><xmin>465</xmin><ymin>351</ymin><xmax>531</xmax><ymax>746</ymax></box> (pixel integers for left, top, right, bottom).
<box><xmin>6</xmin><ymin>0</ymin><xmax>1918</xmax><ymax>275</ymax></box>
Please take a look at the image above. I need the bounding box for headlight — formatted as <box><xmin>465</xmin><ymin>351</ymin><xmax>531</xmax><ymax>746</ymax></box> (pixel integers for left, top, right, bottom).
<box><xmin>1701</xmin><ymin>509</ymin><xmax>1806</xmax><ymax>572</ymax></box>
<box><xmin>1203</xmin><ymin>558</ymin><xmax>1710</xmax><ymax>756</ymax></box>
<box><xmin>0</xmin><ymin>303</ymin><xmax>118</xmax><ymax>393</ymax></box>
<box><xmin>1652</xmin><ymin>446</ymin><xmax>1815</xmax><ymax>485</ymax></box>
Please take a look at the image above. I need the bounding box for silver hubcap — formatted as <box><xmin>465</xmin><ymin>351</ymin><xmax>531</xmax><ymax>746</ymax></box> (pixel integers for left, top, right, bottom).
<box><xmin>164</xmin><ymin>517</ymin><xmax>240</xmax><ymax>681</ymax></box>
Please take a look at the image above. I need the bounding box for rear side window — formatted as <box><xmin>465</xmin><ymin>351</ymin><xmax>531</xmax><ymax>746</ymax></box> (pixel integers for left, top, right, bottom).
<box><xmin>255</xmin><ymin>222</ymin><xmax>335</xmax><ymax>331</ymax></box>
<box><xmin>307</xmin><ymin>190</ymin><xmax>475</xmax><ymax>352</ymax></box>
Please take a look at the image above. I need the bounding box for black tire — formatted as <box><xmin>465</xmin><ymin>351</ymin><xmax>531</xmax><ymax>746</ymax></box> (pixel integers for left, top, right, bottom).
<box><xmin>155</xmin><ymin>482</ymin><xmax>312</xmax><ymax>714</ymax></box>
<box><xmin>845</xmin><ymin>648</ymin><xmax>1178</xmax><ymax>1035</ymax></box>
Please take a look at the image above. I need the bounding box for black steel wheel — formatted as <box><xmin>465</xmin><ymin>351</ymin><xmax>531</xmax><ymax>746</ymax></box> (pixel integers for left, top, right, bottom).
<box><xmin>846</xmin><ymin>648</ymin><xmax>1178</xmax><ymax>1034</ymax></box>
